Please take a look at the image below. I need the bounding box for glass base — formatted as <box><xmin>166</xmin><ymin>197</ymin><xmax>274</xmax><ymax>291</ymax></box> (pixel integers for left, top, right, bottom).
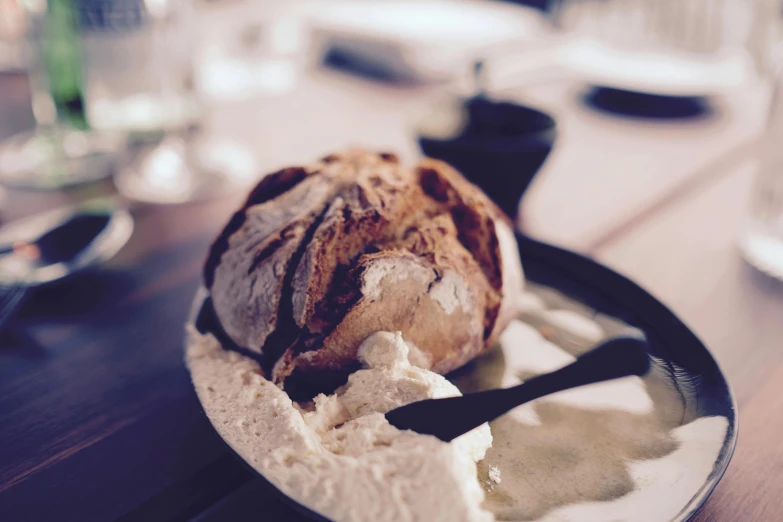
<box><xmin>0</xmin><ymin>127</ymin><xmax>123</xmax><ymax>190</ymax></box>
<box><xmin>741</xmin><ymin>227</ymin><xmax>783</xmax><ymax>281</ymax></box>
<box><xmin>114</xmin><ymin>136</ymin><xmax>258</xmax><ymax>204</ymax></box>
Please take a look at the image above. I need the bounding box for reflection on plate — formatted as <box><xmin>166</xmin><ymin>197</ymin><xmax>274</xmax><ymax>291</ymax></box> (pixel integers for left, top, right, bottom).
<box><xmin>187</xmin><ymin>234</ymin><xmax>736</xmax><ymax>521</ymax></box>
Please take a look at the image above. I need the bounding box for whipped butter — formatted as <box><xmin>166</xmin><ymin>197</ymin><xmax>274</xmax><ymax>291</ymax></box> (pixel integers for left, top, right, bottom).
<box><xmin>187</xmin><ymin>329</ymin><xmax>494</xmax><ymax>522</ymax></box>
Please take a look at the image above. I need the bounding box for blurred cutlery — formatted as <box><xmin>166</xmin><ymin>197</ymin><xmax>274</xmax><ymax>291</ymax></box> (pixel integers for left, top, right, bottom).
<box><xmin>0</xmin><ymin>200</ymin><xmax>134</xmax><ymax>286</ymax></box>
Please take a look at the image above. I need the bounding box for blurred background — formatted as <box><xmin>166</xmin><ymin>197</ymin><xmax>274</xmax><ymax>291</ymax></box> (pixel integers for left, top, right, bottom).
<box><xmin>1</xmin><ymin>0</ymin><xmax>783</xmax><ymax>348</ymax></box>
<box><xmin>1</xmin><ymin>0</ymin><xmax>782</xmax><ymax>340</ymax></box>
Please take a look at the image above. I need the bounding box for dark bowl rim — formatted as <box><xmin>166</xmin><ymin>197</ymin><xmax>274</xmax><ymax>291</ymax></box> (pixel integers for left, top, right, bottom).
<box><xmin>415</xmin><ymin>95</ymin><xmax>558</xmax><ymax>143</ymax></box>
<box><xmin>417</xmin><ymin>130</ymin><xmax>556</xmax><ymax>152</ymax></box>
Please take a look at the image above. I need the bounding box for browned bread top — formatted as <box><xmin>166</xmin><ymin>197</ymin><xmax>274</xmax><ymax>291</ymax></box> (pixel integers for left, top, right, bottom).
<box><xmin>204</xmin><ymin>150</ymin><xmax>522</xmax><ymax>398</ymax></box>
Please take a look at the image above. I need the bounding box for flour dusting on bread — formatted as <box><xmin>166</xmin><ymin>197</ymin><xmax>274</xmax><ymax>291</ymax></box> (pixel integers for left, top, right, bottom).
<box><xmin>204</xmin><ymin>150</ymin><xmax>523</xmax><ymax>397</ymax></box>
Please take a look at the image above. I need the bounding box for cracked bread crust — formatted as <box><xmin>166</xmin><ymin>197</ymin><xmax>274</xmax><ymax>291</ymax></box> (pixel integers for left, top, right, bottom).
<box><xmin>204</xmin><ymin>150</ymin><xmax>523</xmax><ymax>399</ymax></box>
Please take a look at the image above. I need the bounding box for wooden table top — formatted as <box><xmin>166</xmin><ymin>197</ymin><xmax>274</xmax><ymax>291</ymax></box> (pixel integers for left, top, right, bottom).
<box><xmin>1</xmin><ymin>59</ymin><xmax>781</xmax><ymax>522</ymax></box>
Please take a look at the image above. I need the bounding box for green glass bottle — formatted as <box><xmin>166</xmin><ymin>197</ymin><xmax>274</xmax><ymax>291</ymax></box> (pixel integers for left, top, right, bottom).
<box><xmin>41</xmin><ymin>0</ymin><xmax>88</xmax><ymax>130</ymax></box>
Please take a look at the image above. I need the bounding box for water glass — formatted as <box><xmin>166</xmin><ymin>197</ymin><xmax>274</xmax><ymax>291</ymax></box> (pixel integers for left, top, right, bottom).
<box><xmin>544</xmin><ymin>0</ymin><xmax>759</xmax><ymax>97</ymax></box>
<box><xmin>111</xmin><ymin>0</ymin><xmax>259</xmax><ymax>204</ymax></box>
<box><xmin>741</xmin><ymin>52</ymin><xmax>783</xmax><ymax>280</ymax></box>
<box><xmin>196</xmin><ymin>0</ymin><xmax>308</xmax><ymax>100</ymax></box>
<box><xmin>80</xmin><ymin>0</ymin><xmax>201</xmax><ymax>135</ymax></box>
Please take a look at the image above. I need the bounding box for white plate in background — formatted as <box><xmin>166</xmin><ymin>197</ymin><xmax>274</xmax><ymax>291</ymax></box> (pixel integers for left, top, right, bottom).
<box><xmin>304</xmin><ymin>0</ymin><xmax>545</xmax><ymax>82</ymax></box>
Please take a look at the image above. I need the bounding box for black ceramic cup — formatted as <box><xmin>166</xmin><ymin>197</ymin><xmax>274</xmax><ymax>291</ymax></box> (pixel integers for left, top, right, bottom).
<box><xmin>417</xmin><ymin>95</ymin><xmax>556</xmax><ymax>219</ymax></box>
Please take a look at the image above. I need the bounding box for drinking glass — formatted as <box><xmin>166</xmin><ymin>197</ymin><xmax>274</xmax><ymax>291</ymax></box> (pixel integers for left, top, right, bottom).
<box><xmin>740</xmin><ymin>44</ymin><xmax>783</xmax><ymax>281</ymax></box>
<box><xmin>0</xmin><ymin>0</ymin><xmax>122</xmax><ymax>190</ymax></box>
<box><xmin>195</xmin><ymin>0</ymin><xmax>307</xmax><ymax>101</ymax></box>
<box><xmin>544</xmin><ymin>0</ymin><xmax>757</xmax><ymax>97</ymax></box>
<box><xmin>105</xmin><ymin>0</ymin><xmax>258</xmax><ymax>204</ymax></box>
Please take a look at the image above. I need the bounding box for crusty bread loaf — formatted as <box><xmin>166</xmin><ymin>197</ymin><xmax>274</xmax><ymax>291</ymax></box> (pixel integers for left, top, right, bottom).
<box><xmin>204</xmin><ymin>150</ymin><xmax>523</xmax><ymax>398</ymax></box>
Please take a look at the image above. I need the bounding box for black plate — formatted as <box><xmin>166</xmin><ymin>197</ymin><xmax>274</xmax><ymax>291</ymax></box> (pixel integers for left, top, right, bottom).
<box><xmin>515</xmin><ymin>234</ymin><xmax>736</xmax><ymax>521</ymax></box>
<box><xmin>189</xmin><ymin>233</ymin><xmax>737</xmax><ymax>522</ymax></box>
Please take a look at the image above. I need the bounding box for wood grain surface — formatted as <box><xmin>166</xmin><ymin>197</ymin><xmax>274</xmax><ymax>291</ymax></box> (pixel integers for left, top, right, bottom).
<box><xmin>518</xmin><ymin>81</ymin><xmax>769</xmax><ymax>251</ymax></box>
<box><xmin>0</xmin><ymin>39</ymin><xmax>779</xmax><ymax>522</ymax></box>
<box><xmin>596</xmin><ymin>163</ymin><xmax>783</xmax><ymax>406</ymax></box>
